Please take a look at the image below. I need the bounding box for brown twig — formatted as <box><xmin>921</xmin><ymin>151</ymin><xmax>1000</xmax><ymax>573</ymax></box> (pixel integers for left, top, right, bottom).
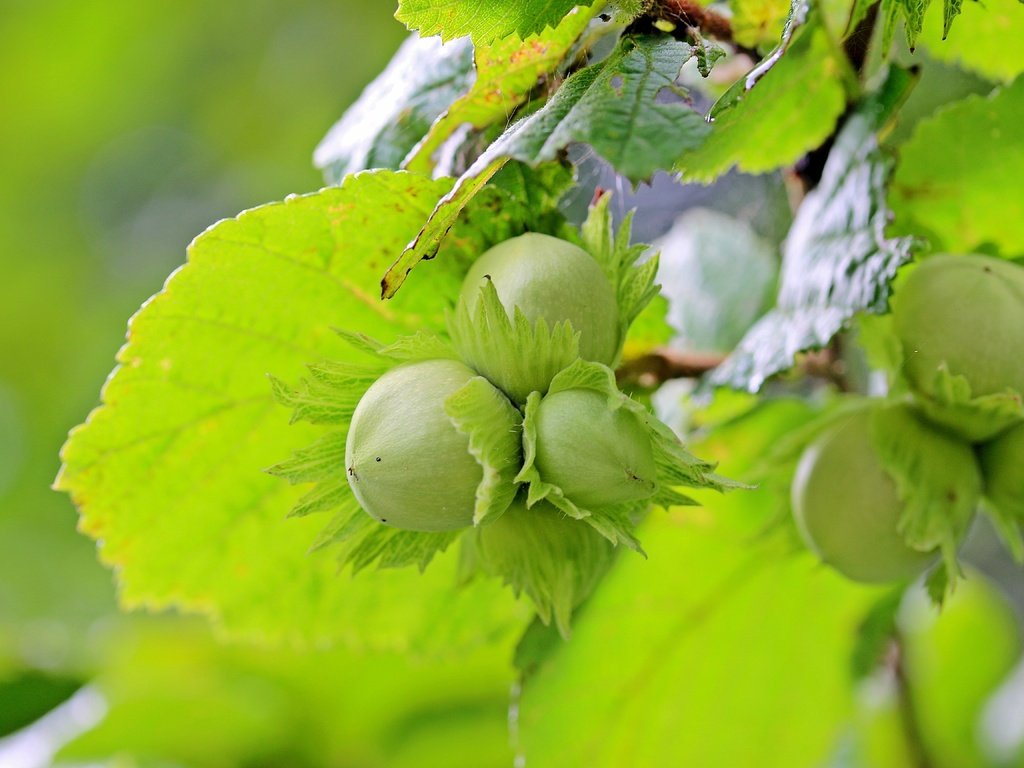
<box><xmin>616</xmin><ymin>348</ymin><xmax>726</xmax><ymax>389</ymax></box>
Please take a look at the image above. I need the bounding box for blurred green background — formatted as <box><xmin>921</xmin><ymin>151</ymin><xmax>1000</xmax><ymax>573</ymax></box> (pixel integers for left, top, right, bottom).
<box><xmin>0</xmin><ymin>3</ymin><xmax>521</xmax><ymax>766</ymax></box>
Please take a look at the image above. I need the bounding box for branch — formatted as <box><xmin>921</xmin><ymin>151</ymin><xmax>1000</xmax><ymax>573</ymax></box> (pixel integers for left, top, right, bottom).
<box><xmin>617</xmin><ymin>348</ymin><xmax>726</xmax><ymax>388</ymax></box>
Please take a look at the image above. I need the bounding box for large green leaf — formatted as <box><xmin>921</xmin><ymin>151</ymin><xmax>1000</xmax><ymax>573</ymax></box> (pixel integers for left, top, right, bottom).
<box><xmin>516</xmin><ymin>501</ymin><xmax>877</xmax><ymax>766</ymax></box>
<box><xmin>314</xmin><ymin>35</ymin><xmax>474</xmax><ymax>183</ymax></box>
<box><xmin>890</xmin><ymin>75</ymin><xmax>1024</xmax><ymax>257</ymax></box>
<box><xmin>712</xmin><ymin>72</ymin><xmax>918</xmax><ymax>392</ymax></box>
<box><xmin>404</xmin><ymin>7</ymin><xmax>598</xmax><ymax>173</ymax></box>
<box><xmin>384</xmin><ymin>35</ymin><xmax>709</xmax><ymax>297</ymax></box>
<box><xmin>918</xmin><ymin>0</ymin><xmax>1024</xmax><ymax>83</ymax></box>
<box><xmin>395</xmin><ymin>0</ymin><xmax>598</xmax><ymax>45</ymax></box>
<box><xmin>676</xmin><ymin>23</ymin><xmax>848</xmax><ymax>182</ymax></box>
<box><xmin>56</xmin><ymin>170</ymin><xmax>528</xmax><ymax>650</ymax></box>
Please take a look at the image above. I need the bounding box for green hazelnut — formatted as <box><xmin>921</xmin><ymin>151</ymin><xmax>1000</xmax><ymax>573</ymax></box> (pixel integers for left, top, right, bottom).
<box><xmin>533</xmin><ymin>388</ymin><xmax>657</xmax><ymax>509</ymax></box>
<box><xmin>893</xmin><ymin>254</ymin><xmax>1024</xmax><ymax>401</ymax></box>
<box><xmin>460</xmin><ymin>233</ymin><xmax>620</xmax><ymax>365</ymax></box>
<box><xmin>345</xmin><ymin>359</ymin><xmax>483</xmax><ymax>532</ymax></box>
<box><xmin>791</xmin><ymin>407</ymin><xmax>942</xmax><ymax>583</ymax></box>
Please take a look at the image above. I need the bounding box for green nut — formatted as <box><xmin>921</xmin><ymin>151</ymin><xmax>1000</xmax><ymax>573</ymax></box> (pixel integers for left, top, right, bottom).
<box><xmin>534</xmin><ymin>388</ymin><xmax>657</xmax><ymax>509</ymax></box>
<box><xmin>893</xmin><ymin>254</ymin><xmax>1024</xmax><ymax>400</ymax></box>
<box><xmin>460</xmin><ymin>233</ymin><xmax>620</xmax><ymax>365</ymax></box>
<box><xmin>345</xmin><ymin>359</ymin><xmax>482</xmax><ymax>532</ymax></box>
<box><xmin>791</xmin><ymin>407</ymin><xmax>939</xmax><ymax>583</ymax></box>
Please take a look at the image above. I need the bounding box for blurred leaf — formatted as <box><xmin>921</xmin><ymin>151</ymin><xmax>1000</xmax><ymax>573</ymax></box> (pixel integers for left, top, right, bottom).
<box><xmin>918</xmin><ymin>0</ymin><xmax>1024</xmax><ymax>83</ymax></box>
<box><xmin>384</xmin><ymin>35</ymin><xmax>708</xmax><ymax>296</ymax></box>
<box><xmin>712</xmin><ymin>73</ymin><xmax>917</xmax><ymax>392</ymax></box>
<box><xmin>405</xmin><ymin>7</ymin><xmax>598</xmax><ymax>173</ymax></box>
<box><xmin>0</xmin><ymin>671</ymin><xmax>82</xmax><ymax>737</ymax></box>
<box><xmin>57</xmin><ymin>170</ymin><xmax>528</xmax><ymax>650</ymax></box>
<box><xmin>677</xmin><ymin>23</ymin><xmax>847</xmax><ymax>182</ymax></box>
<box><xmin>314</xmin><ymin>34</ymin><xmax>474</xmax><ymax>183</ymax></box>
<box><xmin>395</xmin><ymin>0</ymin><xmax>596</xmax><ymax>44</ymax></box>
<box><xmin>656</xmin><ymin>208</ymin><xmax>778</xmax><ymax>354</ymax></box>
<box><xmin>891</xmin><ymin>76</ymin><xmax>1024</xmax><ymax>257</ymax></box>
<box><xmin>60</xmin><ymin>619</ymin><xmax>516</xmax><ymax>768</ymax></box>
<box><xmin>730</xmin><ymin>0</ymin><xmax>792</xmax><ymax>48</ymax></box>
<box><xmin>517</xmin><ymin>502</ymin><xmax>879</xmax><ymax>766</ymax></box>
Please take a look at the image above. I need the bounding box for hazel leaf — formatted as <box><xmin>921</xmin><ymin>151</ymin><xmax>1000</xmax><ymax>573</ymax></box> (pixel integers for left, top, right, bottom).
<box><xmin>395</xmin><ymin>0</ymin><xmax>595</xmax><ymax>45</ymax></box>
<box><xmin>55</xmin><ymin>170</ymin><xmax>527</xmax><ymax>650</ymax></box>
<box><xmin>711</xmin><ymin>70</ymin><xmax>919</xmax><ymax>392</ymax></box>
<box><xmin>918</xmin><ymin>0</ymin><xmax>1024</xmax><ymax>83</ymax></box>
<box><xmin>383</xmin><ymin>34</ymin><xmax>707</xmax><ymax>297</ymax></box>
<box><xmin>675</xmin><ymin>21</ymin><xmax>847</xmax><ymax>183</ymax></box>
<box><xmin>314</xmin><ymin>34</ymin><xmax>475</xmax><ymax>183</ymax></box>
<box><xmin>890</xmin><ymin>76</ymin><xmax>1024</xmax><ymax>257</ymax></box>
<box><xmin>404</xmin><ymin>7</ymin><xmax>599</xmax><ymax>173</ymax></box>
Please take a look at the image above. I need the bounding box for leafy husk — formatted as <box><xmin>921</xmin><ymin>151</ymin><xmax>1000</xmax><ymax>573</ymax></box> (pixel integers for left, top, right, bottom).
<box><xmin>469</xmin><ymin>498</ymin><xmax>617</xmax><ymax>639</ymax></box>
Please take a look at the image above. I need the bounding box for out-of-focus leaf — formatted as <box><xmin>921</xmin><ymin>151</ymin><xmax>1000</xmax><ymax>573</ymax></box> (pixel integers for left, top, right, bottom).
<box><xmin>656</xmin><ymin>208</ymin><xmax>778</xmax><ymax>354</ymax></box>
<box><xmin>59</xmin><ymin>619</ymin><xmax>516</xmax><ymax>768</ymax></box>
<box><xmin>405</xmin><ymin>8</ymin><xmax>598</xmax><ymax>173</ymax></box>
<box><xmin>0</xmin><ymin>671</ymin><xmax>82</xmax><ymax>737</ymax></box>
<box><xmin>517</xmin><ymin>499</ymin><xmax>878</xmax><ymax>767</ymax></box>
<box><xmin>712</xmin><ymin>72</ymin><xmax>918</xmax><ymax>392</ymax></box>
<box><xmin>676</xmin><ymin>23</ymin><xmax>847</xmax><ymax>182</ymax></box>
<box><xmin>891</xmin><ymin>76</ymin><xmax>1024</xmax><ymax>257</ymax></box>
<box><xmin>384</xmin><ymin>35</ymin><xmax>708</xmax><ymax>297</ymax></box>
<box><xmin>395</xmin><ymin>0</ymin><xmax>597</xmax><ymax>45</ymax></box>
<box><xmin>314</xmin><ymin>34</ymin><xmax>474</xmax><ymax>183</ymax></box>
<box><xmin>918</xmin><ymin>0</ymin><xmax>1024</xmax><ymax>83</ymax></box>
<box><xmin>729</xmin><ymin>0</ymin><xmax>792</xmax><ymax>48</ymax></box>
<box><xmin>56</xmin><ymin>170</ymin><xmax>528</xmax><ymax>650</ymax></box>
